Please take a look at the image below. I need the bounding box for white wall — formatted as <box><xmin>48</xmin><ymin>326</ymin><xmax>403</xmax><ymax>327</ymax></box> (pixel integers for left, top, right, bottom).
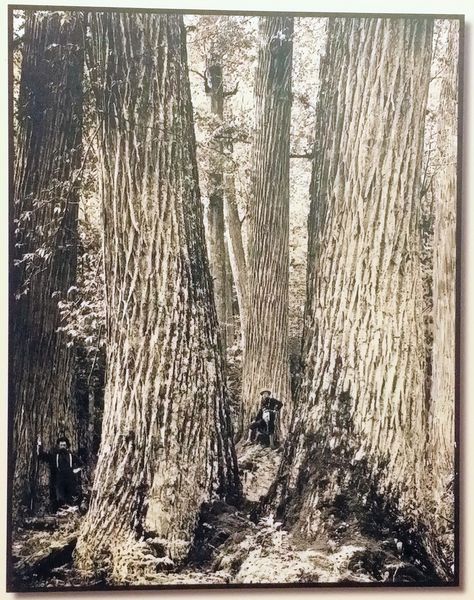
<box><xmin>1</xmin><ymin>1</ymin><xmax>472</xmax><ymax>597</ymax></box>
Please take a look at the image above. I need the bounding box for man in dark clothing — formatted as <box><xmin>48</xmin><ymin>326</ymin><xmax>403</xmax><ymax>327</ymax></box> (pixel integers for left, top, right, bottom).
<box><xmin>37</xmin><ymin>435</ymin><xmax>82</xmax><ymax>511</ymax></box>
<box><xmin>246</xmin><ymin>389</ymin><xmax>283</xmax><ymax>449</ymax></box>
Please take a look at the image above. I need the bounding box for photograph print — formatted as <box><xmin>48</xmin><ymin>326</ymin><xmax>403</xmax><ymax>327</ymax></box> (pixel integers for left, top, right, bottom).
<box><xmin>7</xmin><ymin>4</ymin><xmax>462</xmax><ymax>591</ymax></box>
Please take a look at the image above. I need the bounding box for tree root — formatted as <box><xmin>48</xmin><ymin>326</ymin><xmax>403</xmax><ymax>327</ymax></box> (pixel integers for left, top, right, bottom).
<box><xmin>74</xmin><ymin>532</ymin><xmax>178</xmax><ymax>584</ymax></box>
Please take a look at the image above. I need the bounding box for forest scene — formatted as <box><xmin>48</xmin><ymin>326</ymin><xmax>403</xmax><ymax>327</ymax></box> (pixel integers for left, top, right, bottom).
<box><xmin>8</xmin><ymin>7</ymin><xmax>460</xmax><ymax>591</ymax></box>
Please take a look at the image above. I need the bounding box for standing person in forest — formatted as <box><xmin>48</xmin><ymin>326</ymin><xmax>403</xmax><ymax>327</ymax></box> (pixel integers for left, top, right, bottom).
<box><xmin>37</xmin><ymin>436</ymin><xmax>82</xmax><ymax>512</ymax></box>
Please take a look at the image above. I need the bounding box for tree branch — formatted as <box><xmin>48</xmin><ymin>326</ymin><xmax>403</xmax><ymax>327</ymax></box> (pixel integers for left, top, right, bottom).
<box><xmin>11</xmin><ymin>35</ymin><xmax>24</xmax><ymax>51</ymax></box>
<box><xmin>190</xmin><ymin>68</ymin><xmax>206</xmax><ymax>81</ymax></box>
<box><xmin>224</xmin><ymin>82</ymin><xmax>239</xmax><ymax>97</ymax></box>
<box><xmin>290</xmin><ymin>151</ymin><xmax>314</xmax><ymax>159</ymax></box>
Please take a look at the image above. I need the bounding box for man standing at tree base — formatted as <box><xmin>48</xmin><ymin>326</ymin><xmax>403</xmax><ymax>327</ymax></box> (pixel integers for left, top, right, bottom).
<box><xmin>37</xmin><ymin>436</ymin><xmax>82</xmax><ymax>512</ymax></box>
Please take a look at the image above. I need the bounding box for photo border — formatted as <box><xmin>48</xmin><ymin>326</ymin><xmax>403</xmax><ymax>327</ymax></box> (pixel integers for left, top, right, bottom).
<box><xmin>6</xmin><ymin>4</ymin><xmax>464</xmax><ymax>592</ymax></box>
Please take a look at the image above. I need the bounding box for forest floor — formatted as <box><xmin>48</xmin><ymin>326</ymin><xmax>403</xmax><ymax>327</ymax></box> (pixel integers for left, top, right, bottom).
<box><xmin>10</xmin><ymin>443</ymin><xmax>430</xmax><ymax>590</ymax></box>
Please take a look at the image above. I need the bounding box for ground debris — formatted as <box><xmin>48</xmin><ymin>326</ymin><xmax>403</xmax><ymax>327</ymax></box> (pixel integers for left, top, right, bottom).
<box><xmin>13</xmin><ymin>534</ymin><xmax>77</xmax><ymax>584</ymax></box>
<box><xmin>11</xmin><ymin>508</ymin><xmax>82</xmax><ymax>588</ymax></box>
<box><xmin>237</xmin><ymin>441</ymin><xmax>283</xmax><ymax>502</ymax></box>
<box><xmin>211</xmin><ymin>514</ymin><xmax>372</xmax><ymax>584</ymax></box>
<box><xmin>189</xmin><ymin>500</ymin><xmax>257</xmax><ymax>566</ymax></box>
<box><xmin>10</xmin><ymin>449</ymin><xmax>435</xmax><ymax>589</ymax></box>
<box><xmin>23</xmin><ymin>516</ymin><xmax>60</xmax><ymax>530</ymax></box>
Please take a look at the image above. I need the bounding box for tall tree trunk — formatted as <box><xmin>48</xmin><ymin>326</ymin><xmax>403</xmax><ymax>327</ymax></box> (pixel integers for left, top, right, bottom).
<box><xmin>11</xmin><ymin>11</ymin><xmax>84</xmax><ymax>514</ymax></box>
<box><xmin>240</xmin><ymin>16</ymin><xmax>293</xmax><ymax>437</ymax></box>
<box><xmin>225</xmin><ymin>238</ymin><xmax>235</xmax><ymax>346</ymax></box>
<box><xmin>275</xmin><ymin>16</ymin><xmax>434</xmax><ymax>564</ymax></box>
<box><xmin>74</xmin><ymin>13</ymin><xmax>239</xmax><ymax>580</ymax></box>
<box><xmin>224</xmin><ymin>172</ymin><xmax>248</xmax><ymax>343</ymax></box>
<box><xmin>424</xmin><ymin>19</ymin><xmax>459</xmax><ymax>577</ymax></box>
<box><xmin>205</xmin><ymin>61</ymin><xmax>232</xmax><ymax>352</ymax></box>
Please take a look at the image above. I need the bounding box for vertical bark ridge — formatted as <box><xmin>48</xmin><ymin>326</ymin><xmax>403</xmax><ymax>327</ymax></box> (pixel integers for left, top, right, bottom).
<box><xmin>224</xmin><ymin>172</ymin><xmax>248</xmax><ymax>342</ymax></box>
<box><xmin>279</xmin><ymin>17</ymin><xmax>433</xmax><ymax>541</ymax></box>
<box><xmin>241</xmin><ymin>16</ymin><xmax>293</xmax><ymax>437</ymax></box>
<box><xmin>75</xmin><ymin>13</ymin><xmax>239</xmax><ymax>579</ymax></box>
<box><xmin>425</xmin><ymin>18</ymin><xmax>458</xmax><ymax>576</ymax></box>
<box><xmin>224</xmin><ymin>238</ymin><xmax>235</xmax><ymax>346</ymax></box>
<box><xmin>12</xmin><ymin>10</ymin><xmax>84</xmax><ymax>513</ymax></box>
<box><xmin>205</xmin><ymin>61</ymin><xmax>232</xmax><ymax>352</ymax></box>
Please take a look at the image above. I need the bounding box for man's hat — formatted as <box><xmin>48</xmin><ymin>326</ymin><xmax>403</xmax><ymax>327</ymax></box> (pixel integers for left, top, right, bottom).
<box><xmin>56</xmin><ymin>436</ymin><xmax>71</xmax><ymax>447</ymax></box>
<box><xmin>260</xmin><ymin>389</ymin><xmax>271</xmax><ymax>395</ymax></box>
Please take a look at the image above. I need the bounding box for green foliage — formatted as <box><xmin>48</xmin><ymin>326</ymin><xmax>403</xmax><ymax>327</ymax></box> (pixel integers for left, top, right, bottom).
<box><xmin>56</xmin><ymin>54</ymin><xmax>104</xmax><ymax>356</ymax></box>
<box><xmin>56</xmin><ymin>207</ymin><xmax>104</xmax><ymax>355</ymax></box>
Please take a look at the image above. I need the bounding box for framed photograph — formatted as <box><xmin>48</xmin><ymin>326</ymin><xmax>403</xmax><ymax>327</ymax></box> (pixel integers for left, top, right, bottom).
<box><xmin>6</xmin><ymin>2</ymin><xmax>462</xmax><ymax>591</ymax></box>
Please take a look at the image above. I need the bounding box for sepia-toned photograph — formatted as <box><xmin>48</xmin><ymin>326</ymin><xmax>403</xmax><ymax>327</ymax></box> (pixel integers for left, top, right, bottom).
<box><xmin>7</xmin><ymin>4</ymin><xmax>462</xmax><ymax>591</ymax></box>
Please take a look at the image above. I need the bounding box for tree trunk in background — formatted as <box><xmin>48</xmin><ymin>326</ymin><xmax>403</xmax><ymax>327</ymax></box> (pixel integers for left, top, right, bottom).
<box><xmin>241</xmin><ymin>16</ymin><xmax>293</xmax><ymax>437</ymax></box>
<box><xmin>11</xmin><ymin>11</ymin><xmax>84</xmax><ymax>515</ymax></box>
<box><xmin>424</xmin><ymin>19</ymin><xmax>459</xmax><ymax>577</ymax></box>
<box><xmin>205</xmin><ymin>61</ymin><xmax>232</xmax><ymax>352</ymax></box>
<box><xmin>224</xmin><ymin>172</ymin><xmax>248</xmax><ymax>344</ymax></box>
<box><xmin>225</xmin><ymin>239</ymin><xmax>235</xmax><ymax>346</ymax></box>
<box><xmin>275</xmin><ymin>16</ymin><xmax>436</xmax><ymax>571</ymax></box>
<box><xmin>75</xmin><ymin>13</ymin><xmax>239</xmax><ymax>580</ymax></box>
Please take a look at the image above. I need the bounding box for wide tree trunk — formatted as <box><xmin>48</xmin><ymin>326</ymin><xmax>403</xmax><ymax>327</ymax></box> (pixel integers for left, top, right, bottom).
<box><xmin>74</xmin><ymin>13</ymin><xmax>239</xmax><ymax>580</ymax></box>
<box><xmin>240</xmin><ymin>16</ymin><xmax>293</xmax><ymax>437</ymax></box>
<box><xmin>224</xmin><ymin>172</ymin><xmax>248</xmax><ymax>343</ymax></box>
<box><xmin>205</xmin><ymin>61</ymin><xmax>233</xmax><ymax>352</ymax></box>
<box><xmin>424</xmin><ymin>19</ymin><xmax>459</xmax><ymax>577</ymax></box>
<box><xmin>11</xmin><ymin>10</ymin><xmax>84</xmax><ymax>514</ymax></box>
<box><xmin>275</xmin><ymin>16</ymin><xmax>435</xmax><ymax>568</ymax></box>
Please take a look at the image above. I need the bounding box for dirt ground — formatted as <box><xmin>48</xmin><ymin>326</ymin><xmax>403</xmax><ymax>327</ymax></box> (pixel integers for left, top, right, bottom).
<box><xmin>10</xmin><ymin>442</ymin><xmax>432</xmax><ymax>590</ymax></box>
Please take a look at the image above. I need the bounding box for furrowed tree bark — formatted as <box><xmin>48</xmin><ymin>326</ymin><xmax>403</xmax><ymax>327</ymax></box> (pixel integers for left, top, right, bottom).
<box><xmin>241</xmin><ymin>16</ymin><xmax>293</xmax><ymax>437</ymax></box>
<box><xmin>225</xmin><ymin>239</ymin><xmax>235</xmax><ymax>346</ymax></box>
<box><xmin>11</xmin><ymin>11</ymin><xmax>84</xmax><ymax>514</ymax></box>
<box><xmin>205</xmin><ymin>61</ymin><xmax>232</xmax><ymax>352</ymax></box>
<box><xmin>275</xmin><ymin>16</ymin><xmax>436</xmax><ymax>570</ymax></box>
<box><xmin>75</xmin><ymin>13</ymin><xmax>239</xmax><ymax>580</ymax></box>
<box><xmin>424</xmin><ymin>19</ymin><xmax>459</xmax><ymax>577</ymax></box>
<box><xmin>224</xmin><ymin>172</ymin><xmax>248</xmax><ymax>343</ymax></box>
